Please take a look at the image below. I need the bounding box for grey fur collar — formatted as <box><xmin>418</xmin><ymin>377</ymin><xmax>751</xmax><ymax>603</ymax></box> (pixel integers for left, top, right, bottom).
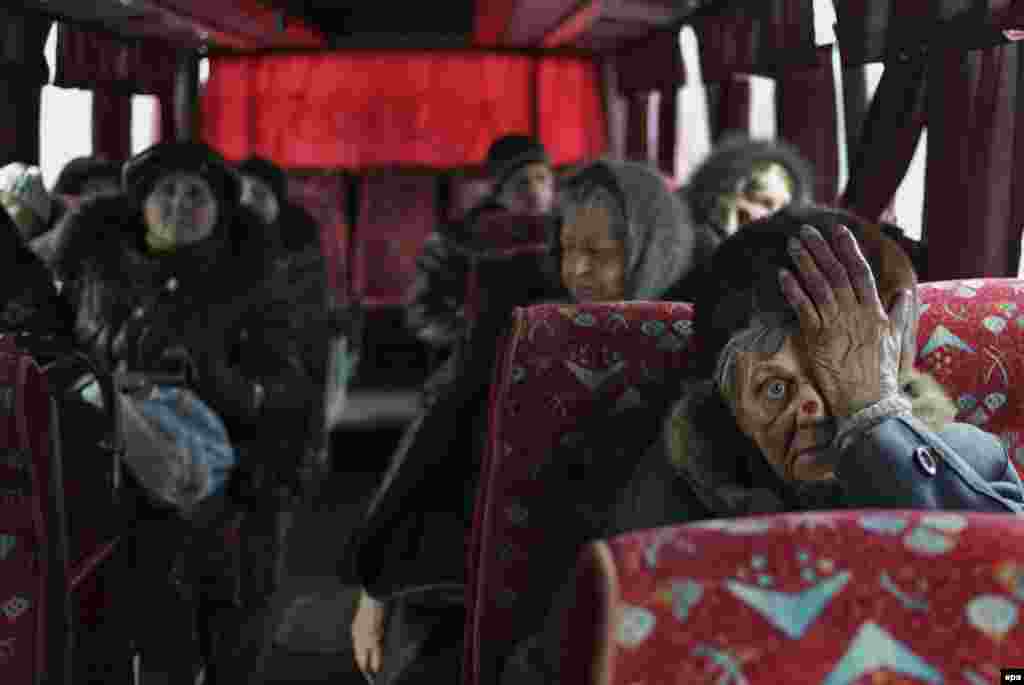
<box><xmin>665</xmin><ymin>368</ymin><xmax>958</xmax><ymax>517</ymax></box>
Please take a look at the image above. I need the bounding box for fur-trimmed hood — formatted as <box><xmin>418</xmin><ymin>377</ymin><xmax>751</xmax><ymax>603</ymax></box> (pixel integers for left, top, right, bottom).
<box><xmin>679</xmin><ymin>136</ymin><xmax>815</xmax><ymax>240</ymax></box>
<box><xmin>51</xmin><ymin>192</ymin><xmax>270</xmax><ymax>288</ymax></box>
<box><xmin>665</xmin><ymin>368</ymin><xmax>958</xmax><ymax>517</ymax></box>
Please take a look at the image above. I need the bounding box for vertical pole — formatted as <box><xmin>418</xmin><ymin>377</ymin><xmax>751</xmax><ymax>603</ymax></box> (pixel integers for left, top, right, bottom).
<box><xmin>174</xmin><ymin>49</ymin><xmax>200</xmax><ymax>142</ymax></box>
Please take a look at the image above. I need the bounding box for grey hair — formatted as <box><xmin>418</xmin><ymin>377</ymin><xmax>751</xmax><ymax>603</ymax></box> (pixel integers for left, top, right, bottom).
<box><xmin>714</xmin><ymin>315</ymin><xmax>794</xmax><ymax>408</ymax></box>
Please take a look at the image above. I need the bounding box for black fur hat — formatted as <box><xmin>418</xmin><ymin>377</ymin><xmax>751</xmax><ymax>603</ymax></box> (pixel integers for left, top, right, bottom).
<box><xmin>122</xmin><ymin>141</ymin><xmax>241</xmax><ymax>223</ymax></box>
<box><xmin>681</xmin><ymin>135</ymin><xmax>815</xmax><ymax>236</ymax></box>
<box><xmin>691</xmin><ymin>205</ymin><xmax>918</xmax><ymax>379</ymax></box>
<box><xmin>486</xmin><ymin>134</ymin><xmax>551</xmax><ymax>192</ymax></box>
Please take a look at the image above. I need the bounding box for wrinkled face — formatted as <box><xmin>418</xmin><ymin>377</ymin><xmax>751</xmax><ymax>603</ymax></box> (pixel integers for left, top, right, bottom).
<box><xmin>80</xmin><ymin>177</ymin><xmax>120</xmax><ymax>197</ymax></box>
<box><xmin>560</xmin><ymin>195</ymin><xmax>626</xmax><ymax>303</ymax></box>
<box><xmin>240</xmin><ymin>175</ymin><xmax>281</xmax><ymax>225</ymax></box>
<box><xmin>732</xmin><ymin>335</ymin><xmax>835</xmax><ymax>483</ymax></box>
<box><xmin>716</xmin><ymin>164</ymin><xmax>794</xmax><ymax>236</ymax></box>
<box><xmin>143</xmin><ymin>172</ymin><xmax>218</xmax><ymax>248</ymax></box>
<box><xmin>499</xmin><ymin>162</ymin><xmax>556</xmax><ymax>216</ymax></box>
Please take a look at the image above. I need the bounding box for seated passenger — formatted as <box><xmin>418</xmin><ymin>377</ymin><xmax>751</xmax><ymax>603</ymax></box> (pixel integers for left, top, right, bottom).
<box><xmin>350</xmin><ymin>158</ymin><xmax>696</xmax><ymax>685</ymax></box>
<box><xmin>406</xmin><ymin>134</ymin><xmax>559</xmax><ymax>351</ymax></box>
<box><xmin>502</xmin><ymin>206</ymin><xmax>1023</xmax><ymax>684</ymax></box>
<box><xmin>0</xmin><ymin>162</ymin><xmax>53</xmax><ymax>243</ymax></box>
<box><xmin>51</xmin><ymin>141</ymin><xmax>311</xmax><ymax>683</ymax></box>
<box><xmin>0</xmin><ymin>197</ymin><xmax>73</xmax><ymax>339</ymax></box>
<box><xmin>32</xmin><ymin>156</ymin><xmax>122</xmax><ymax>268</ymax></box>
<box><xmin>676</xmin><ymin>136</ymin><xmax>814</xmax><ymax>293</ymax></box>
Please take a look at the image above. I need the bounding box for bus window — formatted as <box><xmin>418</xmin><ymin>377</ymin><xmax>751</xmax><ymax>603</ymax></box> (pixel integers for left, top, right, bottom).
<box><xmin>130</xmin><ymin>95</ymin><xmax>158</xmax><ymax>155</ymax></box>
<box><xmin>40</xmin><ymin>25</ymin><xmax>92</xmax><ymax>188</ymax></box>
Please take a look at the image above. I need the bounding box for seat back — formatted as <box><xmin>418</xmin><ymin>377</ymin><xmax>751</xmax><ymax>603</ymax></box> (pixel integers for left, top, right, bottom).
<box><xmin>567</xmin><ymin>510</ymin><xmax>1024</xmax><ymax>684</ymax></box>
<box><xmin>351</xmin><ymin>170</ymin><xmax>438</xmax><ymax>307</ymax></box>
<box><xmin>462</xmin><ymin>212</ymin><xmax>552</xmax><ymax>326</ymax></box>
<box><xmin>915</xmin><ymin>278</ymin><xmax>1024</xmax><ymax>465</ymax></box>
<box><xmin>0</xmin><ymin>336</ymin><xmax>68</xmax><ymax>684</ymax></box>
<box><xmin>465</xmin><ymin>301</ymin><xmax>696</xmax><ymax>685</ymax></box>
<box><xmin>466</xmin><ymin>277</ymin><xmax>1024</xmax><ymax>684</ymax></box>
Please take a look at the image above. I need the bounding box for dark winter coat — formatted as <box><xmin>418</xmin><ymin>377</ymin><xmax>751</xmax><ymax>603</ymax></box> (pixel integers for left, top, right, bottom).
<box><xmin>50</xmin><ymin>194</ymin><xmax>317</xmax><ymax>480</ymax></box>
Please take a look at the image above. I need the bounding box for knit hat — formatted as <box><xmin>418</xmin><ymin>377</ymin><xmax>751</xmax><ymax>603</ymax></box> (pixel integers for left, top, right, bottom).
<box><xmin>486</xmin><ymin>134</ymin><xmax>551</xmax><ymax>192</ymax></box>
<box><xmin>52</xmin><ymin>156</ymin><xmax>122</xmax><ymax>196</ymax></box>
<box><xmin>237</xmin><ymin>155</ymin><xmax>286</xmax><ymax>203</ymax></box>
<box><xmin>0</xmin><ymin>163</ymin><xmax>51</xmax><ymax>225</ymax></box>
<box><xmin>691</xmin><ymin>205</ymin><xmax>919</xmax><ymax>380</ymax></box>
<box><xmin>123</xmin><ymin>142</ymin><xmax>240</xmax><ymax>223</ymax></box>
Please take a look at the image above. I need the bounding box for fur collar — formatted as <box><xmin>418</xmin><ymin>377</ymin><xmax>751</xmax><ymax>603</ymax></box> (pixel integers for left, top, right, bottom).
<box><xmin>665</xmin><ymin>368</ymin><xmax>958</xmax><ymax>517</ymax></box>
<box><xmin>51</xmin><ymin>193</ymin><xmax>270</xmax><ymax>287</ymax></box>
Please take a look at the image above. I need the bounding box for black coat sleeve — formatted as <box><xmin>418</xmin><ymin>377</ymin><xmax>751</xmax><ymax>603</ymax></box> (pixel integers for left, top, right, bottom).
<box><xmin>405</xmin><ymin>232</ymin><xmax>471</xmax><ymax>348</ymax></box>
<box><xmin>836</xmin><ymin>415</ymin><xmax>1024</xmax><ymax>512</ymax></box>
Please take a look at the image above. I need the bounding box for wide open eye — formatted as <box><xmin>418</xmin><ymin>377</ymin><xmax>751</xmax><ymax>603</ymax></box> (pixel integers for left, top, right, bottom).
<box><xmin>761</xmin><ymin>378</ymin><xmax>788</xmax><ymax>402</ymax></box>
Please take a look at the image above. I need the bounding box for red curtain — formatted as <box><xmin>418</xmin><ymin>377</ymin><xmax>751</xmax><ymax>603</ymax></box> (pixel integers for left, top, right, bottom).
<box><xmin>0</xmin><ymin>9</ymin><xmax>50</xmax><ymax>165</ymax></box>
<box><xmin>92</xmin><ymin>91</ymin><xmax>132</xmax><ymax>162</ymax></box>
<box><xmin>708</xmin><ymin>75</ymin><xmax>753</xmax><ymax>141</ymax></box>
<box><xmin>839</xmin><ymin>58</ymin><xmax>927</xmax><ymax>223</ymax></box>
<box><xmin>536</xmin><ymin>57</ymin><xmax>607</xmax><ymax>165</ymax></box>
<box><xmin>614</xmin><ymin>28</ymin><xmax>687</xmax><ymax>176</ymax></box>
<box><xmin>924</xmin><ymin>41</ymin><xmax>1024</xmax><ymax>280</ymax></box>
<box><xmin>54</xmin><ymin>24</ymin><xmax>176</xmax><ymax>95</ymax></box>
<box><xmin>775</xmin><ymin>47</ymin><xmax>840</xmax><ymax>203</ymax></box>
<box><xmin>202</xmin><ymin>52</ymin><xmax>606</xmax><ymax>169</ymax></box>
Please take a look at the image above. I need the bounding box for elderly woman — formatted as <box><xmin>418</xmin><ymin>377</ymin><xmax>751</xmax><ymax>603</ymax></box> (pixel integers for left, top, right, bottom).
<box><xmin>51</xmin><ymin>141</ymin><xmax>316</xmax><ymax>684</ymax></box>
<box><xmin>502</xmin><ymin>205</ymin><xmax>1023</xmax><ymax>684</ymax></box>
<box><xmin>351</xmin><ymin>159</ymin><xmax>697</xmax><ymax>685</ymax></box>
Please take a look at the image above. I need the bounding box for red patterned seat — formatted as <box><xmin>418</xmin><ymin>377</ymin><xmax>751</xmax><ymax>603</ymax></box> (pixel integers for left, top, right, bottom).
<box><xmin>465</xmin><ymin>301</ymin><xmax>696</xmax><ymax>685</ymax></box>
<box><xmin>466</xmin><ymin>278</ymin><xmax>1024</xmax><ymax>685</ymax></box>
<box><xmin>566</xmin><ymin>510</ymin><xmax>1024</xmax><ymax>684</ymax></box>
<box><xmin>351</xmin><ymin>170</ymin><xmax>438</xmax><ymax>307</ymax></box>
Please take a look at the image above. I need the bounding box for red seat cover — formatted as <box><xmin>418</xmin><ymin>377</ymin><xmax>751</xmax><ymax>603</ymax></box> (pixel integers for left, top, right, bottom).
<box><xmin>569</xmin><ymin>510</ymin><xmax>1024</xmax><ymax>684</ymax></box>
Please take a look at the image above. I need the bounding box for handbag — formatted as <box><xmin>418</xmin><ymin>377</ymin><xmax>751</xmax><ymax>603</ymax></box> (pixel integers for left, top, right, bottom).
<box><xmin>114</xmin><ymin>383</ymin><xmax>238</xmax><ymax>515</ymax></box>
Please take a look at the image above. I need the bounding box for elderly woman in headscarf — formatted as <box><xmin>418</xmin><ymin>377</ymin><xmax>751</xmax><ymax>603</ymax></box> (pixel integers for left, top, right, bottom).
<box><xmin>501</xmin><ymin>205</ymin><xmax>1023</xmax><ymax>684</ymax></box>
<box><xmin>350</xmin><ymin>158</ymin><xmax>697</xmax><ymax>685</ymax></box>
<box><xmin>51</xmin><ymin>141</ymin><xmax>316</xmax><ymax>684</ymax></box>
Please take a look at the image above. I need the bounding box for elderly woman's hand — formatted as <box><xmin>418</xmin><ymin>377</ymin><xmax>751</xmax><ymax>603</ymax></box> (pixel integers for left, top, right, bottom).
<box><xmin>778</xmin><ymin>224</ymin><xmax>913</xmax><ymax>420</ymax></box>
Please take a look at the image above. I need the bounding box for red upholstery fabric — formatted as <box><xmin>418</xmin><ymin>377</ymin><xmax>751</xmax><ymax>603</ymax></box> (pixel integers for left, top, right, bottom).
<box><xmin>0</xmin><ymin>337</ymin><xmax>62</xmax><ymax>683</ymax></box>
<box><xmin>571</xmin><ymin>511</ymin><xmax>1024</xmax><ymax>685</ymax></box>
<box><xmin>916</xmin><ymin>279</ymin><xmax>1024</xmax><ymax>466</ymax></box>
<box><xmin>351</xmin><ymin>171</ymin><xmax>437</xmax><ymax>307</ymax></box>
<box><xmin>466</xmin><ymin>278</ymin><xmax>1024</xmax><ymax>684</ymax></box>
<box><xmin>286</xmin><ymin>174</ymin><xmax>350</xmax><ymax>305</ymax></box>
<box><xmin>465</xmin><ymin>301</ymin><xmax>696</xmax><ymax>685</ymax></box>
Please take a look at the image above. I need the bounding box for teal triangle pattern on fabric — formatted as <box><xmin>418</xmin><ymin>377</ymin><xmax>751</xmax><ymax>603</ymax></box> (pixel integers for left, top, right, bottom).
<box><xmin>822</xmin><ymin>622</ymin><xmax>942</xmax><ymax>685</ymax></box>
<box><xmin>726</xmin><ymin>571</ymin><xmax>851</xmax><ymax>639</ymax></box>
<box><xmin>919</xmin><ymin>325</ymin><xmax>975</xmax><ymax>358</ymax></box>
<box><xmin>564</xmin><ymin>359</ymin><xmax>627</xmax><ymax>392</ymax></box>
<box><xmin>0</xmin><ymin>534</ymin><xmax>13</xmax><ymax>560</ymax></box>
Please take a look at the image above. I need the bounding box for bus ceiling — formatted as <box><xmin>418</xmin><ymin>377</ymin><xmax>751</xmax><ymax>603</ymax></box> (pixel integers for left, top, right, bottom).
<box><xmin>13</xmin><ymin>0</ymin><xmax>719</xmax><ymax>54</ymax></box>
